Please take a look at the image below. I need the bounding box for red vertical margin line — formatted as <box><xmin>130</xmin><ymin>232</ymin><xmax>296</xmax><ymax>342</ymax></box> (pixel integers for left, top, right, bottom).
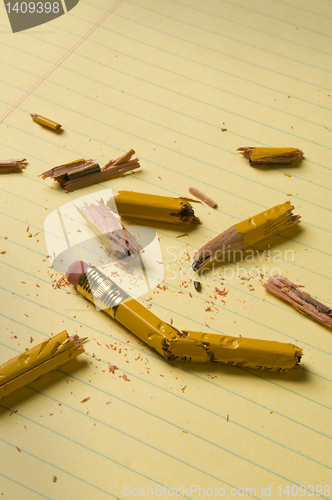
<box><xmin>0</xmin><ymin>0</ymin><xmax>124</xmax><ymax>123</ymax></box>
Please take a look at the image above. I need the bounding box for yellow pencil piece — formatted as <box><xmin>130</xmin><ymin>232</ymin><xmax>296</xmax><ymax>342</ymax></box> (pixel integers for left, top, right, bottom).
<box><xmin>112</xmin><ymin>191</ymin><xmax>201</xmax><ymax>224</ymax></box>
<box><xmin>0</xmin><ymin>331</ymin><xmax>86</xmax><ymax>399</ymax></box>
<box><xmin>193</xmin><ymin>202</ymin><xmax>300</xmax><ymax>270</ymax></box>
<box><xmin>237</xmin><ymin>147</ymin><xmax>303</xmax><ymax>165</ymax></box>
<box><xmin>236</xmin><ymin>202</ymin><xmax>298</xmax><ymax>246</ymax></box>
<box><xmin>168</xmin><ymin>331</ymin><xmax>302</xmax><ymax>371</ymax></box>
<box><xmin>30</xmin><ymin>113</ymin><xmax>62</xmax><ymax>130</ymax></box>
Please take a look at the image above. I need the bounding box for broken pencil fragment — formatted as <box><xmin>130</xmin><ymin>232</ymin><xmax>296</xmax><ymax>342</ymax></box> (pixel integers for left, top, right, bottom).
<box><xmin>237</xmin><ymin>147</ymin><xmax>303</xmax><ymax>165</ymax></box>
<box><xmin>0</xmin><ymin>158</ymin><xmax>27</xmax><ymax>173</ymax></box>
<box><xmin>66</xmin><ymin>262</ymin><xmax>302</xmax><ymax>371</ymax></box>
<box><xmin>0</xmin><ymin>331</ymin><xmax>86</xmax><ymax>399</ymax></box>
<box><xmin>40</xmin><ymin>150</ymin><xmax>140</xmax><ymax>192</ymax></box>
<box><xmin>166</xmin><ymin>330</ymin><xmax>302</xmax><ymax>371</ymax></box>
<box><xmin>111</xmin><ymin>191</ymin><xmax>201</xmax><ymax>225</ymax></box>
<box><xmin>192</xmin><ymin>201</ymin><xmax>300</xmax><ymax>271</ymax></box>
<box><xmin>263</xmin><ymin>275</ymin><xmax>332</xmax><ymax>331</ymax></box>
<box><xmin>77</xmin><ymin>199</ymin><xmax>142</xmax><ymax>260</ymax></box>
<box><xmin>189</xmin><ymin>187</ymin><xmax>218</xmax><ymax>208</ymax></box>
<box><xmin>30</xmin><ymin>113</ymin><xmax>62</xmax><ymax>130</ymax></box>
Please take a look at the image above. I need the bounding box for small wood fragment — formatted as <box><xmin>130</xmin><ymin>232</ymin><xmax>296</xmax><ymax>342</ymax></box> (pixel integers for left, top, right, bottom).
<box><xmin>80</xmin><ymin>396</ymin><xmax>90</xmax><ymax>403</ymax></box>
<box><xmin>40</xmin><ymin>150</ymin><xmax>140</xmax><ymax>192</ymax></box>
<box><xmin>189</xmin><ymin>187</ymin><xmax>218</xmax><ymax>208</ymax></box>
<box><xmin>0</xmin><ymin>158</ymin><xmax>27</xmax><ymax>173</ymax></box>
<box><xmin>31</xmin><ymin>113</ymin><xmax>62</xmax><ymax>130</ymax></box>
<box><xmin>263</xmin><ymin>275</ymin><xmax>332</xmax><ymax>330</ymax></box>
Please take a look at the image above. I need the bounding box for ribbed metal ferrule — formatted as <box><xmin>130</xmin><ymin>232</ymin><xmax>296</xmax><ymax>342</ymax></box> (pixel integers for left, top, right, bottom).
<box><xmin>77</xmin><ymin>266</ymin><xmax>130</xmax><ymax>313</ymax></box>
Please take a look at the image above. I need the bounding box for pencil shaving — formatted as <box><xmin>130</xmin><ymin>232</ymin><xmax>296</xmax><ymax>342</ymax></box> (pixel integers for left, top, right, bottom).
<box><xmin>237</xmin><ymin>147</ymin><xmax>303</xmax><ymax>165</ymax></box>
<box><xmin>0</xmin><ymin>158</ymin><xmax>27</xmax><ymax>173</ymax></box>
<box><xmin>263</xmin><ymin>275</ymin><xmax>332</xmax><ymax>330</ymax></box>
<box><xmin>40</xmin><ymin>150</ymin><xmax>140</xmax><ymax>192</ymax></box>
<box><xmin>77</xmin><ymin>199</ymin><xmax>142</xmax><ymax>259</ymax></box>
<box><xmin>189</xmin><ymin>187</ymin><xmax>218</xmax><ymax>208</ymax></box>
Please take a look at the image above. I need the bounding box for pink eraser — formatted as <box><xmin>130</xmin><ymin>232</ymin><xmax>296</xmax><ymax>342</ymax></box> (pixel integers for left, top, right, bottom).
<box><xmin>66</xmin><ymin>260</ymin><xmax>90</xmax><ymax>287</ymax></box>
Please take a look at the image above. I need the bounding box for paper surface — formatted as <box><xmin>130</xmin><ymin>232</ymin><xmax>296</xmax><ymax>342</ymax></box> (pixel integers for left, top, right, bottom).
<box><xmin>0</xmin><ymin>0</ymin><xmax>331</xmax><ymax>498</ymax></box>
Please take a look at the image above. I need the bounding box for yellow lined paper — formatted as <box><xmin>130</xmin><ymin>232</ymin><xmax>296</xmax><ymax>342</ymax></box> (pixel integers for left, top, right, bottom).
<box><xmin>0</xmin><ymin>0</ymin><xmax>331</xmax><ymax>499</ymax></box>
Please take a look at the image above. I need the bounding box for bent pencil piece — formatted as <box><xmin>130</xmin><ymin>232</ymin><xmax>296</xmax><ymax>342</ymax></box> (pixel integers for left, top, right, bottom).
<box><xmin>0</xmin><ymin>331</ymin><xmax>86</xmax><ymax>399</ymax></box>
<box><xmin>39</xmin><ymin>150</ymin><xmax>140</xmax><ymax>192</ymax></box>
<box><xmin>77</xmin><ymin>199</ymin><xmax>142</xmax><ymax>260</ymax></box>
<box><xmin>192</xmin><ymin>202</ymin><xmax>301</xmax><ymax>271</ymax></box>
<box><xmin>189</xmin><ymin>187</ymin><xmax>218</xmax><ymax>208</ymax></box>
<box><xmin>67</xmin><ymin>262</ymin><xmax>303</xmax><ymax>371</ymax></box>
<box><xmin>0</xmin><ymin>158</ymin><xmax>27</xmax><ymax>173</ymax></box>
<box><xmin>263</xmin><ymin>275</ymin><xmax>332</xmax><ymax>331</ymax></box>
<box><xmin>31</xmin><ymin>113</ymin><xmax>62</xmax><ymax>130</ymax></box>
<box><xmin>237</xmin><ymin>147</ymin><xmax>303</xmax><ymax>165</ymax></box>
<box><xmin>112</xmin><ymin>191</ymin><xmax>201</xmax><ymax>225</ymax></box>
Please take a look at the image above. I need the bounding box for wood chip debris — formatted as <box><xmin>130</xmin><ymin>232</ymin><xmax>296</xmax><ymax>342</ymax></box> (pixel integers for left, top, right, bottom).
<box><xmin>189</xmin><ymin>187</ymin><xmax>218</xmax><ymax>208</ymax></box>
<box><xmin>40</xmin><ymin>149</ymin><xmax>140</xmax><ymax>192</ymax></box>
<box><xmin>263</xmin><ymin>274</ymin><xmax>332</xmax><ymax>330</ymax></box>
<box><xmin>0</xmin><ymin>159</ymin><xmax>27</xmax><ymax>173</ymax></box>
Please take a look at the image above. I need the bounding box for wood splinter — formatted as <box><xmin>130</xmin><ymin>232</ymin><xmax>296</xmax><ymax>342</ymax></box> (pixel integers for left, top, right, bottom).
<box><xmin>189</xmin><ymin>187</ymin><xmax>218</xmax><ymax>208</ymax></box>
<box><xmin>39</xmin><ymin>149</ymin><xmax>140</xmax><ymax>192</ymax></box>
<box><xmin>237</xmin><ymin>147</ymin><xmax>303</xmax><ymax>165</ymax></box>
<box><xmin>263</xmin><ymin>275</ymin><xmax>332</xmax><ymax>331</ymax></box>
<box><xmin>77</xmin><ymin>199</ymin><xmax>142</xmax><ymax>260</ymax></box>
<box><xmin>0</xmin><ymin>158</ymin><xmax>27</xmax><ymax>173</ymax></box>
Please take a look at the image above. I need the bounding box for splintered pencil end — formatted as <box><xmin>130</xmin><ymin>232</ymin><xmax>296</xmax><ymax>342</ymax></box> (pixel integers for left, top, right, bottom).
<box><xmin>237</xmin><ymin>147</ymin><xmax>303</xmax><ymax>165</ymax></box>
<box><xmin>263</xmin><ymin>274</ymin><xmax>332</xmax><ymax>330</ymax></box>
<box><xmin>0</xmin><ymin>158</ymin><xmax>27</xmax><ymax>173</ymax></box>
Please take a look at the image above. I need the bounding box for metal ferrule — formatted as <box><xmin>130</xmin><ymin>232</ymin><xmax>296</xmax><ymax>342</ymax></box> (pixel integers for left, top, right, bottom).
<box><xmin>77</xmin><ymin>266</ymin><xmax>130</xmax><ymax>316</ymax></box>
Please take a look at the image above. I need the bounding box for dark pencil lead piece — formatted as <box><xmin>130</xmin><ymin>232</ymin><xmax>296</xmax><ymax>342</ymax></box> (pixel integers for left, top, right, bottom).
<box><xmin>194</xmin><ymin>281</ymin><xmax>201</xmax><ymax>291</ymax></box>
